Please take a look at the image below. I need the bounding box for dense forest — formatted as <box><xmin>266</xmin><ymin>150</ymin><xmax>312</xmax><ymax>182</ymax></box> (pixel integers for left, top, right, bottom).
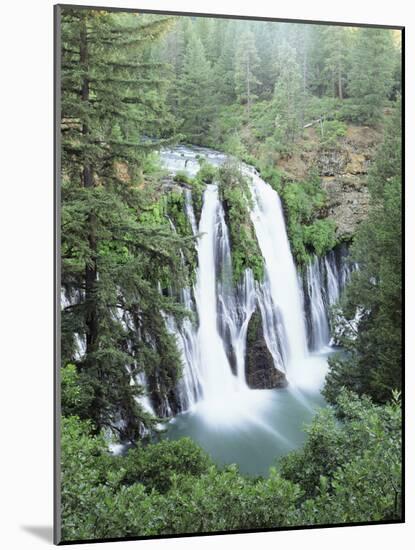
<box><xmin>58</xmin><ymin>6</ymin><xmax>402</xmax><ymax>542</ymax></box>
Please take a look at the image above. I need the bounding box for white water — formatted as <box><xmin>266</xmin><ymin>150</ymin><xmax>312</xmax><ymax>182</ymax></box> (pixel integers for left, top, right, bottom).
<box><xmin>156</xmin><ymin>146</ymin><xmax>352</xmax><ymax>466</ymax></box>
<box><xmin>194</xmin><ymin>185</ymin><xmax>240</xmax><ymax>400</ymax></box>
<box><xmin>247</xmin><ymin>170</ymin><xmax>309</xmax><ymax>384</ymax></box>
<box><xmin>191</xmin><ymin>185</ymin><xmax>274</xmax><ymax>426</ymax></box>
<box><xmin>304</xmin><ymin>250</ymin><xmax>354</xmax><ymax>349</ymax></box>
<box><xmin>305</xmin><ymin>257</ymin><xmax>330</xmax><ymax>351</ymax></box>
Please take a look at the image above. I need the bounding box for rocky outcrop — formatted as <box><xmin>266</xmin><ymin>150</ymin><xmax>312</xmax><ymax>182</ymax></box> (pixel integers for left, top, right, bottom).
<box><xmin>321</xmin><ymin>175</ymin><xmax>370</xmax><ymax>240</ymax></box>
<box><xmin>277</xmin><ymin>125</ymin><xmax>383</xmax><ymax>241</ymax></box>
<box><xmin>245</xmin><ymin>310</ymin><xmax>287</xmax><ymax>389</ymax></box>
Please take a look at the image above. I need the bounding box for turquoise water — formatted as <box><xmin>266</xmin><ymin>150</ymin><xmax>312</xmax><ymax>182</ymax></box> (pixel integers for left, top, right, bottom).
<box><xmin>165</xmin><ymin>351</ymin><xmax>331</xmax><ymax>477</ymax></box>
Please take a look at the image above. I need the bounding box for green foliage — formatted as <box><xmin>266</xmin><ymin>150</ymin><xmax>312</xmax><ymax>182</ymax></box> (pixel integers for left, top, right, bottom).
<box><xmin>298</xmin><ymin>390</ymin><xmax>402</xmax><ymax>524</ymax></box>
<box><xmin>319</xmin><ymin>120</ymin><xmax>347</xmax><ymax>149</ymax></box>
<box><xmin>234</xmin><ymin>30</ymin><xmax>261</xmax><ymax>117</ymax></box>
<box><xmin>280</xmin><ymin>389</ymin><xmax>401</xmax><ymax>517</ymax></box>
<box><xmin>281</xmin><ymin>172</ymin><xmax>336</xmax><ymax>264</ymax></box>
<box><xmin>217</xmin><ymin>163</ymin><xmax>264</xmax><ymax>282</ymax></box>
<box><xmin>60</xmin><ymin>11</ymin><xmax>402</xmax><ymax>542</ymax></box>
<box><xmin>347</xmin><ymin>28</ymin><xmax>395</xmax><ymax>124</ymax></box>
<box><xmin>61</xmin><ymin>416</ymin><xmax>121</xmax><ymax>541</ymax></box>
<box><xmin>271</xmin><ymin>42</ymin><xmax>304</xmax><ymax>146</ymax></box>
<box><xmin>61</xmin><ymin>389</ymin><xmax>402</xmax><ymax>542</ymax></box>
<box><xmin>324</xmin><ymin>104</ymin><xmax>402</xmax><ymax>403</ymax></box>
<box><xmin>61</xmin><ymin>363</ymin><xmax>94</xmax><ymax>418</ymax></box>
<box><xmin>61</xmin><ymin>7</ymin><xmax>193</xmax><ymax>436</ymax></box>
<box><xmin>120</xmin><ymin>437</ymin><xmax>213</xmax><ymax>493</ymax></box>
<box><xmin>176</xmin><ymin>30</ymin><xmax>216</xmax><ymax>143</ymax></box>
<box><xmin>195</xmin><ymin>159</ymin><xmax>218</xmax><ymax>183</ymax></box>
<box><xmin>173</xmin><ymin>170</ymin><xmax>193</xmax><ymax>185</ymax></box>
<box><xmin>303</xmin><ymin>219</ymin><xmax>338</xmax><ymax>256</ymax></box>
<box><xmin>190</xmin><ymin>160</ymin><xmax>219</xmax><ymax>223</ymax></box>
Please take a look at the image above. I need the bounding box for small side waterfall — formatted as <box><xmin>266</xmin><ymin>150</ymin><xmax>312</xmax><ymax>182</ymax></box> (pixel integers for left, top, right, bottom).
<box><xmin>303</xmin><ymin>246</ymin><xmax>354</xmax><ymax>351</ymax></box>
<box><xmin>215</xmin><ymin>200</ymin><xmax>256</xmax><ymax>382</ymax></box>
<box><xmin>305</xmin><ymin>257</ymin><xmax>330</xmax><ymax>351</ymax></box>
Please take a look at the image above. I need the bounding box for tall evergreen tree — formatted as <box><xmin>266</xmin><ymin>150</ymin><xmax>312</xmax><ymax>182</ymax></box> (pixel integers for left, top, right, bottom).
<box><xmin>177</xmin><ymin>30</ymin><xmax>216</xmax><ymax>142</ymax></box>
<box><xmin>272</xmin><ymin>42</ymin><xmax>304</xmax><ymax>144</ymax></box>
<box><xmin>253</xmin><ymin>22</ymin><xmax>280</xmax><ymax>98</ymax></box>
<box><xmin>61</xmin><ymin>7</ymin><xmax>188</xmax><ymax>438</ymax></box>
<box><xmin>348</xmin><ymin>28</ymin><xmax>395</xmax><ymax>123</ymax></box>
<box><xmin>234</xmin><ymin>29</ymin><xmax>261</xmax><ymax>119</ymax></box>
<box><xmin>322</xmin><ymin>26</ymin><xmax>351</xmax><ymax>99</ymax></box>
<box><xmin>214</xmin><ymin>21</ymin><xmax>238</xmax><ymax>104</ymax></box>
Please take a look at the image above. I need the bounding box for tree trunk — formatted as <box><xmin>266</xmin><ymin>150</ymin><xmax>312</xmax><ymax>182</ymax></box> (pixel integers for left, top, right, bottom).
<box><xmin>246</xmin><ymin>56</ymin><xmax>251</xmax><ymax>121</ymax></box>
<box><xmin>338</xmin><ymin>64</ymin><xmax>343</xmax><ymax>100</ymax></box>
<box><xmin>80</xmin><ymin>17</ymin><xmax>98</xmax><ymax>354</ymax></box>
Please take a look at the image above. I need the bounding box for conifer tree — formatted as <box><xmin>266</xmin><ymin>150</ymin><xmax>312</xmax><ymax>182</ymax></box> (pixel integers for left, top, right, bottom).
<box><xmin>348</xmin><ymin>28</ymin><xmax>395</xmax><ymax>123</ymax></box>
<box><xmin>177</xmin><ymin>30</ymin><xmax>216</xmax><ymax>142</ymax></box>
<box><xmin>234</xmin><ymin>29</ymin><xmax>261</xmax><ymax>119</ymax></box>
<box><xmin>214</xmin><ymin>21</ymin><xmax>238</xmax><ymax>104</ymax></box>
<box><xmin>272</xmin><ymin>42</ymin><xmax>304</xmax><ymax>144</ymax></box>
<box><xmin>324</xmin><ymin>103</ymin><xmax>402</xmax><ymax>403</ymax></box>
<box><xmin>322</xmin><ymin>26</ymin><xmax>351</xmax><ymax>99</ymax></box>
<box><xmin>60</xmin><ymin>7</ymin><xmax>187</xmax><ymax>438</ymax></box>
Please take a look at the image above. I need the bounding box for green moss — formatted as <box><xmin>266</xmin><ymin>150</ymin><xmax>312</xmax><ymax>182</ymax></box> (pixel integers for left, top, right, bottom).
<box><xmin>279</xmin><ymin>170</ymin><xmax>338</xmax><ymax>265</ymax></box>
<box><xmin>173</xmin><ymin>170</ymin><xmax>193</xmax><ymax>185</ymax></box>
<box><xmin>303</xmin><ymin>219</ymin><xmax>338</xmax><ymax>256</ymax></box>
<box><xmin>217</xmin><ymin>162</ymin><xmax>264</xmax><ymax>283</ymax></box>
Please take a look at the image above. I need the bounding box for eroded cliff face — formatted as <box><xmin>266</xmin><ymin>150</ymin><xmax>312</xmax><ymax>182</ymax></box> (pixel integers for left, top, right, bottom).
<box><xmin>277</xmin><ymin>125</ymin><xmax>383</xmax><ymax>241</ymax></box>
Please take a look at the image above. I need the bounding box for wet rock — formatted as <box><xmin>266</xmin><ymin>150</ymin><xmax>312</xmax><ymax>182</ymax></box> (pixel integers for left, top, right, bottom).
<box><xmin>245</xmin><ymin>310</ymin><xmax>287</xmax><ymax>389</ymax></box>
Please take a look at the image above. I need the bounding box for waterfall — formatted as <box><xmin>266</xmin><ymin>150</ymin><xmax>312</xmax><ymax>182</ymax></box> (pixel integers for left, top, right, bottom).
<box><xmin>305</xmin><ymin>257</ymin><xmax>330</xmax><ymax>351</ymax></box>
<box><xmin>184</xmin><ymin>188</ymin><xmax>198</xmax><ymax>235</ymax></box>
<box><xmin>156</xmin><ymin>146</ymin><xmax>353</xmax><ymax>419</ymax></box>
<box><xmin>193</xmin><ymin>185</ymin><xmax>241</xmax><ymax>401</ymax></box>
<box><xmin>303</xmin><ymin>247</ymin><xmax>354</xmax><ymax>351</ymax></box>
<box><xmin>215</xmin><ymin>199</ymin><xmax>256</xmax><ymax>382</ymax></box>
<box><xmin>247</xmin><ymin>169</ymin><xmax>308</xmax><ymax>381</ymax></box>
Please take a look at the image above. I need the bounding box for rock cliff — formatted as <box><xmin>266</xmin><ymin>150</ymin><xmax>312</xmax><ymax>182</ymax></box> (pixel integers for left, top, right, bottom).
<box><xmin>277</xmin><ymin>125</ymin><xmax>383</xmax><ymax>241</ymax></box>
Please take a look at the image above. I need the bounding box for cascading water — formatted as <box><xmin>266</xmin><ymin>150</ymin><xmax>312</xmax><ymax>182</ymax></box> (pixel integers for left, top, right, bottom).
<box><xmin>193</xmin><ymin>184</ymin><xmax>241</xmax><ymax>401</ymax></box>
<box><xmin>247</xmin><ymin>169</ymin><xmax>308</xmax><ymax>371</ymax></box>
<box><xmin>303</xmin><ymin>247</ymin><xmax>354</xmax><ymax>351</ymax></box>
<box><xmin>215</xmin><ymin>199</ymin><xmax>257</xmax><ymax>383</ymax></box>
<box><xmin>156</xmin><ymin>146</ymin><xmax>353</xmax><ymax>474</ymax></box>
<box><xmin>305</xmin><ymin>257</ymin><xmax>330</xmax><ymax>351</ymax></box>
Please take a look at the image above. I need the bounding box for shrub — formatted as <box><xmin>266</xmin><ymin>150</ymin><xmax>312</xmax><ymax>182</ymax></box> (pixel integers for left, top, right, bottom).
<box><xmin>320</xmin><ymin>120</ymin><xmax>347</xmax><ymax>149</ymax></box>
<box><xmin>120</xmin><ymin>437</ymin><xmax>213</xmax><ymax>493</ymax></box>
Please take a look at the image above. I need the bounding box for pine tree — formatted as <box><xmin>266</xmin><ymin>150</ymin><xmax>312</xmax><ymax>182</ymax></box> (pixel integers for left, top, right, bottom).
<box><xmin>214</xmin><ymin>20</ymin><xmax>238</xmax><ymax>104</ymax></box>
<box><xmin>234</xmin><ymin>29</ymin><xmax>261</xmax><ymax>119</ymax></box>
<box><xmin>322</xmin><ymin>26</ymin><xmax>351</xmax><ymax>99</ymax></box>
<box><xmin>272</xmin><ymin>41</ymin><xmax>304</xmax><ymax>145</ymax></box>
<box><xmin>348</xmin><ymin>28</ymin><xmax>395</xmax><ymax>123</ymax></box>
<box><xmin>60</xmin><ymin>7</ymin><xmax>188</xmax><ymax>438</ymax></box>
<box><xmin>177</xmin><ymin>30</ymin><xmax>216</xmax><ymax>142</ymax></box>
<box><xmin>306</xmin><ymin>25</ymin><xmax>329</xmax><ymax>97</ymax></box>
<box><xmin>253</xmin><ymin>22</ymin><xmax>280</xmax><ymax>98</ymax></box>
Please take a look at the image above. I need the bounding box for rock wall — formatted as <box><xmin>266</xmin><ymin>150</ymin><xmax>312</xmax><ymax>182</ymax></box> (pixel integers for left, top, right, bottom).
<box><xmin>277</xmin><ymin>125</ymin><xmax>383</xmax><ymax>241</ymax></box>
